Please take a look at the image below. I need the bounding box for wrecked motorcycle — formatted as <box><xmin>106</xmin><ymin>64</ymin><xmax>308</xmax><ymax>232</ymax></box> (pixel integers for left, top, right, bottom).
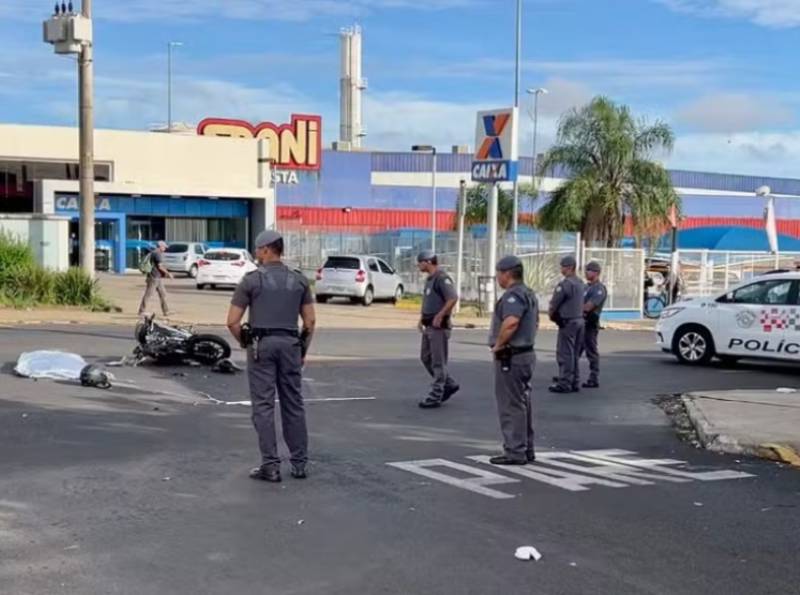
<box><xmin>134</xmin><ymin>315</ymin><xmax>231</xmax><ymax>365</ymax></box>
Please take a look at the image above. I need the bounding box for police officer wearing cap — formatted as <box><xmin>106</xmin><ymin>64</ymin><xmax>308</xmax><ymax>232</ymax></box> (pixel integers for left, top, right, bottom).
<box><xmin>548</xmin><ymin>255</ymin><xmax>586</xmax><ymax>393</ymax></box>
<box><xmin>227</xmin><ymin>230</ymin><xmax>316</xmax><ymax>483</ymax></box>
<box><xmin>488</xmin><ymin>255</ymin><xmax>539</xmax><ymax>465</ymax></box>
<box><xmin>417</xmin><ymin>249</ymin><xmax>459</xmax><ymax>409</ymax></box>
<box><xmin>581</xmin><ymin>261</ymin><xmax>607</xmax><ymax>388</ymax></box>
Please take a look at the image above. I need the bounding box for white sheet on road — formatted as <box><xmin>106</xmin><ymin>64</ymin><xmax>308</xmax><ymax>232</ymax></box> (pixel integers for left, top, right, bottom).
<box><xmin>14</xmin><ymin>351</ymin><xmax>87</xmax><ymax>381</ymax></box>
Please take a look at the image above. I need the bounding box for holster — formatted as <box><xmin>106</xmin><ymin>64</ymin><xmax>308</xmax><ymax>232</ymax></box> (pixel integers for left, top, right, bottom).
<box><xmin>550</xmin><ymin>313</ymin><xmax>565</xmax><ymax>329</ymax></box>
<box><xmin>494</xmin><ymin>346</ymin><xmax>514</xmax><ymax>372</ymax></box>
<box><xmin>239</xmin><ymin>324</ymin><xmax>253</xmax><ymax>349</ymax></box>
<box><xmin>585</xmin><ymin>311</ymin><xmax>600</xmax><ymax>330</ymax></box>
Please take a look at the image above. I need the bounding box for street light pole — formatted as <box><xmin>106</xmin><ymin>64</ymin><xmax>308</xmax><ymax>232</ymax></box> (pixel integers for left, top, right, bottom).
<box><xmin>78</xmin><ymin>0</ymin><xmax>95</xmax><ymax>276</ymax></box>
<box><xmin>412</xmin><ymin>145</ymin><xmax>438</xmax><ymax>253</ymax></box>
<box><xmin>167</xmin><ymin>41</ymin><xmax>183</xmax><ymax>132</ymax></box>
<box><xmin>511</xmin><ymin>0</ymin><xmax>522</xmax><ymax>252</ymax></box>
<box><xmin>526</xmin><ymin>87</ymin><xmax>548</xmax><ymax>218</ymax></box>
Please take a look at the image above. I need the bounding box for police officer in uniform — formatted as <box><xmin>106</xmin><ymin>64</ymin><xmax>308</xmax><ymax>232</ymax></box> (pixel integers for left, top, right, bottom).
<box><xmin>227</xmin><ymin>230</ymin><xmax>316</xmax><ymax>483</ymax></box>
<box><xmin>581</xmin><ymin>261</ymin><xmax>607</xmax><ymax>388</ymax></box>
<box><xmin>417</xmin><ymin>249</ymin><xmax>459</xmax><ymax>409</ymax></box>
<box><xmin>548</xmin><ymin>255</ymin><xmax>586</xmax><ymax>393</ymax></box>
<box><xmin>489</xmin><ymin>255</ymin><xmax>538</xmax><ymax>465</ymax></box>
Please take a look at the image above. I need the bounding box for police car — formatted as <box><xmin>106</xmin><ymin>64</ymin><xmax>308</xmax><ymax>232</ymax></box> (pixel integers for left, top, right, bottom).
<box><xmin>656</xmin><ymin>272</ymin><xmax>800</xmax><ymax>365</ymax></box>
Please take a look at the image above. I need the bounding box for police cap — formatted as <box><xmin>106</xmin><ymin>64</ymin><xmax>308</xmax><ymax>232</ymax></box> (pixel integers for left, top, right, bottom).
<box><xmin>560</xmin><ymin>255</ymin><xmax>577</xmax><ymax>268</ymax></box>
<box><xmin>495</xmin><ymin>255</ymin><xmax>522</xmax><ymax>272</ymax></box>
<box><xmin>255</xmin><ymin>229</ymin><xmax>282</xmax><ymax>249</ymax></box>
<box><xmin>417</xmin><ymin>249</ymin><xmax>436</xmax><ymax>263</ymax></box>
<box><xmin>585</xmin><ymin>261</ymin><xmax>602</xmax><ymax>273</ymax></box>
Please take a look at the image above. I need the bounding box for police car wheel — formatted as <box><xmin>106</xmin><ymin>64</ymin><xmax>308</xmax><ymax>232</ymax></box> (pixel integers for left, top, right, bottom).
<box><xmin>674</xmin><ymin>326</ymin><xmax>714</xmax><ymax>365</ymax></box>
<box><xmin>362</xmin><ymin>286</ymin><xmax>374</xmax><ymax>307</ymax></box>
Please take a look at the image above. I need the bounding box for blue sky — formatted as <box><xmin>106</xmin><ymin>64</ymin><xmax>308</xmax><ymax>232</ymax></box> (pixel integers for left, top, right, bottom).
<box><xmin>1</xmin><ymin>0</ymin><xmax>799</xmax><ymax>177</ymax></box>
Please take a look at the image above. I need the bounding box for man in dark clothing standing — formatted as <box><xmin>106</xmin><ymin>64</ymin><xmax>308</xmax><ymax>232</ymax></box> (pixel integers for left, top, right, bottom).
<box><xmin>417</xmin><ymin>249</ymin><xmax>459</xmax><ymax>409</ymax></box>
<box><xmin>581</xmin><ymin>261</ymin><xmax>607</xmax><ymax>388</ymax></box>
<box><xmin>138</xmin><ymin>241</ymin><xmax>173</xmax><ymax>316</ymax></box>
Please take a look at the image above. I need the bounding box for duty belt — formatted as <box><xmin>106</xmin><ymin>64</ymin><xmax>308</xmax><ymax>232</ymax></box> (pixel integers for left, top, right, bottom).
<box><xmin>251</xmin><ymin>328</ymin><xmax>299</xmax><ymax>339</ymax></box>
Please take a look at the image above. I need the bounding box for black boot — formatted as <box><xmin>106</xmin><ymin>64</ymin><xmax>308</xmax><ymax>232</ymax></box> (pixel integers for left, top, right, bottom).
<box><xmin>249</xmin><ymin>466</ymin><xmax>281</xmax><ymax>482</ymax></box>
<box><xmin>489</xmin><ymin>455</ymin><xmax>528</xmax><ymax>466</ymax></box>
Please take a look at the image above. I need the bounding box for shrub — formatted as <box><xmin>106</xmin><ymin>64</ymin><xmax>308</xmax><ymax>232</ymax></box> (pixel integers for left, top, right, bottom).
<box><xmin>0</xmin><ymin>233</ymin><xmax>115</xmax><ymax>310</ymax></box>
<box><xmin>0</xmin><ymin>231</ymin><xmax>35</xmax><ymax>286</ymax></box>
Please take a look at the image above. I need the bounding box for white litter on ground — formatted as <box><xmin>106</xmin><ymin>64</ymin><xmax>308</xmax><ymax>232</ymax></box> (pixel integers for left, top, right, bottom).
<box><xmin>14</xmin><ymin>351</ymin><xmax>87</xmax><ymax>380</ymax></box>
<box><xmin>514</xmin><ymin>546</ymin><xmax>542</xmax><ymax>561</ymax></box>
<box><xmin>775</xmin><ymin>387</ymin><xmax>797</xmax><ymax>393</ymax></box>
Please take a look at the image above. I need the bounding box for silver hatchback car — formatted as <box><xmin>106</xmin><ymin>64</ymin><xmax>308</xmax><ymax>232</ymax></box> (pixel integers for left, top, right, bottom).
<box><xmin>315</xmin><ymin>255</ymin><xmax>404</xmax><ymax>306</ymax></box>
<box><xmin>162</xmin><ymin>242</ymin><xmax>208</xmax><ymax>278</ymax></box>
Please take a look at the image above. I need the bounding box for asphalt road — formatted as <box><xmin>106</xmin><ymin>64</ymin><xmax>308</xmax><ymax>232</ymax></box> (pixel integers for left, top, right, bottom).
<box><xmin>1</xmin><ymin>325</ymin><xmax>798</xmax><ymax>595</ymax></box>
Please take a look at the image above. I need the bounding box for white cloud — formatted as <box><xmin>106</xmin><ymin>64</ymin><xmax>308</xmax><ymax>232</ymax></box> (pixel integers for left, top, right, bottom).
<box><xmin>675</xmin><ymin>93</ymin><xmax>796</xmax><ymax>132</ymax></box>
<box><xmin>1</xmin><ymin>0</ymin><xmax>478</xmax><ymax>22</ymax></box>
<box><xmin>657</xmin><ymin>0</ymin><xmax>800</xmax><ymax>28</ymax></box>
<box><xmin>667</xmin><ymin>130</ymin><xmax>800</xmax><ymax>177</ymax></box>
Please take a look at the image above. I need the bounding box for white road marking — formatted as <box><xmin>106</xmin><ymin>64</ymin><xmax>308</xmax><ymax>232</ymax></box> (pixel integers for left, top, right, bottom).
<box><xmin>574</xmin><ymin>449</ymin><xmax>756</xmax><ymax>481</ymax></box>
<box><xmin>536</xmin><ymin>452</ymin><xmax>691</xmax><ymax>486</ymax></box>
<box><xmin>387</xmin><ymin>459</ymin><xmax>520</xmax><ymax>500</ymax></box>
<box><xmin>387</xmin><ymin>449</ymin><xmax>755</xmax><ymax>499</ymax></box>
<box><xmin>468</xmin><ymin>456</ymin><xmax>629</xmax><ymax>492</ymax></box>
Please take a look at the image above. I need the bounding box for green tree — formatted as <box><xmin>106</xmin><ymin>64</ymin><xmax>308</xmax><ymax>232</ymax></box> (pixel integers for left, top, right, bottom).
<box><xmin>537</xmin><ymin>96</ymin><xmax>680</xmax><ymax>247</ymax></box>
<box><xmin>460</xmin><ymin>184</ymin><xmax>538</xmax><ymax>231</ymax></box>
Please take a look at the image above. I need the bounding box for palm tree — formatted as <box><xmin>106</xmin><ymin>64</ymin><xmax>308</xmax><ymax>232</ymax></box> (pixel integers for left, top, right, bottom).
<box><xmin>463</xmin><ymin>184</ymin><xmax>514</xmax><ymax>231</ymax></box>
<box><xmin>537</xmin><ymin>96</ymin><xmax>680</xmax><ymax>247</ymax></box>
<box><xmin>460</xmin><ymin>184</ymin><xmax>538</xmax><ymax>231</ymax></box>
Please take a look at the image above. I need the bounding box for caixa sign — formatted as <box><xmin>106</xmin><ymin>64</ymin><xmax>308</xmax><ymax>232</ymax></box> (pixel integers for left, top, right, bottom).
<box><xmin>55</xmin><ymin>196</ymin><xmax>111</xmax><ymax>211</ymax></box>
<box><xmin>197</xmin><ymin>114</ymin><xmax>321</xmax><ymax>172</ymax></box>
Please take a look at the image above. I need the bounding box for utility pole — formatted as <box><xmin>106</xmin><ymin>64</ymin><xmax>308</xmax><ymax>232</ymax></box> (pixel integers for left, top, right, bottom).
<box><xmin>487</xmin><ymin>183</ymin><xmax>499</xmax><ymax>313</ymax></box>
<box><xmin>167</xmin><ymin>41</ymin><xmax>183</xmax><ymax>132</ymax></box>
<box><xmin>511</xmin><ymin>0</ymin><xmax>522</xmax><ymax>253</ymax></box>
<box><xmin>78</xmin><ymin>0</ymin><xmax>95</xmax><ymax>276</ymax></box>
<box><xmin>44</xmin><ymin>1</ymin><xmax>95</xmax><ymax>275</ymax></box>
<box><xmin>455</xmin><ymin>180</ymin><xmax>467</xmax><ymax>314</ymax></box>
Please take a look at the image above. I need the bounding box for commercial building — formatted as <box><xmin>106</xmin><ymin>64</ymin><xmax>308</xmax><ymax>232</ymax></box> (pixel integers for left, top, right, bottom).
<box><xmin>0</xmin><ymin>123</ymin><xmax>275</xmax><ymax>272</ymax></box>
<box><xmin>3</xmin><ymin>116</ymin><xmax>800</xmax><ymax>274</ymax></box>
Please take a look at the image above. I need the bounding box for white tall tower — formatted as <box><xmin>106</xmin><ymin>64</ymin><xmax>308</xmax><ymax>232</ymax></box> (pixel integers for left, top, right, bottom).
<box><xmin>339</xmin><ymin>25</ymin><xmax>367</xmax><ymax>149</ymax></box>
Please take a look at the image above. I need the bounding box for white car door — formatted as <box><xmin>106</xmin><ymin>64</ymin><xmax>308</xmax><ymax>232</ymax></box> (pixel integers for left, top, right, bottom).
<box><xmin>714</xmin><ymin>278</ymin><xmax>795</xmax><ymax>359</ymax></box>
<box><xmin>366</xmin><ymin>258</ymin><xmax>387</xmax><ymax>297</ymax></box>
<box><xmin>378</xmin><ymin>260</ymin><xmax>398</xmax><ymax>297</ymax></box>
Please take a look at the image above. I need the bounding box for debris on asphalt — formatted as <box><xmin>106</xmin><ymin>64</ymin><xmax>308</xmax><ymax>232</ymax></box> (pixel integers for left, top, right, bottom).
<box><xmin>162</xmin><ymin>477</ymin><xmax>171</xmax><ymax>482</ymax></box>
<box><xmin>212</xmin><ymin>359</ymin><xmax>242</xmax><ymax>374</ymax></box>
<box><xmin>514</xmin><ymin>546</ymin><xmax>542</xmax><ymax>561</ymax></box>
<box><xmin>297</xmin><ymin>520</ymin><xmax>305</xmax><ymax>525</ymax></box>
<box><xmin>569</xmin><ymin>562</ymin><xmax>578</xmax><ymax>567</ymax></box>
<box><xmin>693</xmin><ymin>502</ymin><xmax>704</xmax><ymax>507</ymax></box>
<box><xmin>775</xmin><ymin>387</ymin><xmax>797</xmax><ymax>394</ymax></box>
<box><xmin>21</xmin><ymin>413</ymin><xmax>28</xmax><ymax>419</ymax></box>
<box><xmin>653</xmin><ymin>394</ymin><xmax>702</xmax><ymax>448</ymax></box>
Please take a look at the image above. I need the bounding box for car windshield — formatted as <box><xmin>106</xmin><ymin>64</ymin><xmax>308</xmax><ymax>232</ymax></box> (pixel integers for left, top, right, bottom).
<box><xmin>324</xmin><ymin>257</ymin><xmax>360</xmax><ymax>270</ymax></box>
<box><xmin>164</xmin><ymin>244</ymin><xmax>189</xmax><ymax>253</ymax></box>
<box><xmin>205</xmin><ymin>251</ymin><xmax>242</xmax><ymax>261</ymax></box>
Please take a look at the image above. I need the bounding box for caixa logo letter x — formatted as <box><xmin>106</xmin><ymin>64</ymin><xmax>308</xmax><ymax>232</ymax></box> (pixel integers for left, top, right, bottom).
<box><xmin>477</xmin><ymin>113</ymin><xmax>511</xmax><ymax>160</ymax></box>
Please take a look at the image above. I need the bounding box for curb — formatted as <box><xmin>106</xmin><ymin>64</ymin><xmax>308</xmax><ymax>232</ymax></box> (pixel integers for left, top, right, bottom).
<box><xmin>681</xmin><ymin>394</ymin><xmax>800</xmax><ymax>468</ymax></box>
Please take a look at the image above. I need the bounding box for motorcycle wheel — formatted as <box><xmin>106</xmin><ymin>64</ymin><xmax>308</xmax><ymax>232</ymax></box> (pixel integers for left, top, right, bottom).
<box><xmin>187</xmin><ymin>334</ymin><xmax>231</xmax><ymax>365</ymax></box>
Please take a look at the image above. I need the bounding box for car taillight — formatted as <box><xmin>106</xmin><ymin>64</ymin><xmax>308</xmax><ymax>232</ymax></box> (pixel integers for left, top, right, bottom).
<box><xmin>355</xmin><ymin>269</ymin><xmax>366</xmax><ymax>283</ymax></box>
<box><xmin>232</xmin><ymin>261</ymin><xmax>246</xmax><ymax>267</ymax></box>
<box><xmin>315</xmin><ymin>268</ymin><xmax>323</xmax><ymax>281</ymax></box>
<box><xmin>198</xmin><ymin>260</ymin><xmax>210</xmax><ymax>267</ymax></box>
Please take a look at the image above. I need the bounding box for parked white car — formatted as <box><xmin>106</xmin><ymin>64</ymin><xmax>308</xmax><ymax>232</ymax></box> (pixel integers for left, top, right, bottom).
<box><xmin>196</xmin><ymin>249</ymin><xmax>257</xmax><ymax>290</ymax></box>
<box><xmin>315</xmin><ymin>255</ymin><xmax>404</xmax><ymax>306</ymax></box>
<box><xmin>162</xmin><ymin>242</ymin><xmax>208</xmax><ymax>278</ymax></box>
<box><xmin>656</xmin><ymin>272</ymin><xmax>800</xmax><ymax>365</ymax></box>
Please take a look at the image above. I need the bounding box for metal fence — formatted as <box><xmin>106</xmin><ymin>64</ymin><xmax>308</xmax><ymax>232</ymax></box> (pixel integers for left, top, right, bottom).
<box><xmin>280</xmin><ymin>227</ymin><xmax>576</xmax><ymax>301</ymax></box>
<box><xmin>670</xmin><ymin>250</ymin><xmax>800</xmax><ymax>297</ymax></box>
<box><xmin>584</xmin><ymin>248</ymin><xmax>645</xmax><ymax>312</ymax></box>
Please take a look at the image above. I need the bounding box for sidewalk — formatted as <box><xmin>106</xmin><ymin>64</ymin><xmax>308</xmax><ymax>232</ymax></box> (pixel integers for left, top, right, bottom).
<box><xmin>682</xmin><ymin>390</ymin><xmax>800</xmax><ymax>467</ymax></box>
